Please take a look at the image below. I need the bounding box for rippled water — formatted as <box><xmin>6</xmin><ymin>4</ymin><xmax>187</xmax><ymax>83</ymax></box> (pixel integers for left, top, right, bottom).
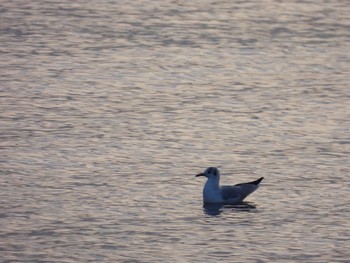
<box><xmin>1</xmin><ymin>0</ymin><xmax>350</xmax><ymax>262</ymax></box>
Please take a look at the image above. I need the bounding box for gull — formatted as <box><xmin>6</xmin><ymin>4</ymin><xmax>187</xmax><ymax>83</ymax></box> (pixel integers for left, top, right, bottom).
<box><xmin>196</xmin><ymin>167</ymin><xmax>264</xmax><ymax>204</ymax></box>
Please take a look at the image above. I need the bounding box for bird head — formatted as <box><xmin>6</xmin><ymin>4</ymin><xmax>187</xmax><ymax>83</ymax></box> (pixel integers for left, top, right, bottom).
<box><xmin>195</xmin><ymin>167</ymin><xmax>220</xmax><ymax>179</ymax></box>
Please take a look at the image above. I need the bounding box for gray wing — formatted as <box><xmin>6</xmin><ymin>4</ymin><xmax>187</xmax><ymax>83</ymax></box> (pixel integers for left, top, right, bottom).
<box><xmin>233</xmin><ymin>177</ymin><xmax>264</xmax><ymax>201</ymax></box>
<box><xmin>220</xmin><ymin>186</ymin><xmax>242</xmax><ymax>202</ymax></box>
<box><xmin>221</xmin><ymin>177</ymin><xmax>264</xmax><ymax>202</ymax></box>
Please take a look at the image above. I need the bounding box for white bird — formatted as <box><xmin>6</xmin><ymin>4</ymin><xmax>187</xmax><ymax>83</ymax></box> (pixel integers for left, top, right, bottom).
<box><xmin>196</xmin><ymin>167</ymin><xmax>264</xmax><ymax>204</ymax></box>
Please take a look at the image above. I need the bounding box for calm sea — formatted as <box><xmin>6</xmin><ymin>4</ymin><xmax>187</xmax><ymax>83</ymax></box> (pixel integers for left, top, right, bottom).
<box><xmin>1</xmin><ymin>0</ymin><xmax>349</xmax><ymax>262</ymax></box>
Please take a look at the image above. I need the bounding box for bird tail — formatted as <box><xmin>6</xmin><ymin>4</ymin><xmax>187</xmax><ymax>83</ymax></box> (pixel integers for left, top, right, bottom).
<box><xmin>235</xmin><ymin>177</ymin><xmax>264</xmax><ymax>186</ymax></box>
<box><xmin>235</xmin><ymin>177</ymin><xmax>264</xmax><ymax>201</ymax></box>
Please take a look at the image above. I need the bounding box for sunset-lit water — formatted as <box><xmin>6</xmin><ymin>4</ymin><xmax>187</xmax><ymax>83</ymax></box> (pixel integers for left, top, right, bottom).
<box><xmin>1</xmin><ymin>0</ymin><xmax>349</xmax><ymax>262</ymax></box>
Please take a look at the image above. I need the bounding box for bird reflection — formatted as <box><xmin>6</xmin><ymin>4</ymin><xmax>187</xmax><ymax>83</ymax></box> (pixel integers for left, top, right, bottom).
<box><xmin>203</xmin><ymin>202</ymin><xmax>257</xmax><ymax>216</ymax></box>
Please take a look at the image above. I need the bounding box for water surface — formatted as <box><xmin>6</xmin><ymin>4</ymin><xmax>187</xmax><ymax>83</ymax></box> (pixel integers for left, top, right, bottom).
<box><xmin>1</xmin><ymin>0</ymin><xmax>349</xmax><ymax>262</ymax></box>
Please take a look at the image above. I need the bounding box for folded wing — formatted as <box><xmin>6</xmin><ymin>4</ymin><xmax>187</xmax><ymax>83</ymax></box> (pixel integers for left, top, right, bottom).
<box><xmin>220</xmin><ymin>177</ymin><xmax>264</xmax><ymax>203</ymax></box>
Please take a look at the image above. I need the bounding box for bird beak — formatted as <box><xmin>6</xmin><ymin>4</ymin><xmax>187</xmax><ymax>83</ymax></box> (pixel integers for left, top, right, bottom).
<box><xmin>195</xmin><ymin>173</ymin><xmax>205</xmax><ymax>177</ymax></box>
